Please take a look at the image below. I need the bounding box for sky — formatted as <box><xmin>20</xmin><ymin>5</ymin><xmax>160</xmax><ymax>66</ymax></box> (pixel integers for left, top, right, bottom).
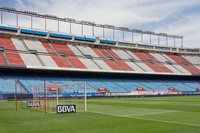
<box><xmin>0</xmin><ymin>0</ymin><xmax>200</xmax><ymax>48</ymax></box>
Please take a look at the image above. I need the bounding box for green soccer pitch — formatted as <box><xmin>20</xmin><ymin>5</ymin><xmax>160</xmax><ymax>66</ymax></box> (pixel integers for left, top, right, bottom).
<box><xmin>0</xmin><ymin>96</ymin><xmax>200</xmax><ymax>133</ymax></box>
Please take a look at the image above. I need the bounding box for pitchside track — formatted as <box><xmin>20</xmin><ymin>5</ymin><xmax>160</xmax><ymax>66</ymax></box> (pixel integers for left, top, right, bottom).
<box><xmin>1</xmin><ymin>96</ymin><xmax>200</xmax><ymax>133</ymax></box>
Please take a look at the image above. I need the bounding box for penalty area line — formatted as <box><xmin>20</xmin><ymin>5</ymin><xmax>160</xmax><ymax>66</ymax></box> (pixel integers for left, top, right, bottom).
<box><xmin>90</xmin><ymin>111</ymin><xmax>200</xmax><ymax>127</ymax></box>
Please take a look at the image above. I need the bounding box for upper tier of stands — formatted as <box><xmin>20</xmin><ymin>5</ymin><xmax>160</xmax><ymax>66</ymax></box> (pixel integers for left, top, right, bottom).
<box><xmin>0</xmin><ymin>36</ymin><xmax>199</xmax><ymax>75</ymax></box>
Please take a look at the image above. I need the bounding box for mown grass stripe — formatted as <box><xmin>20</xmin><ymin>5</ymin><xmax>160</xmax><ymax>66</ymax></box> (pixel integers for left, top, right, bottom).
<box><xmin>91</xmin><ymin>111</ymin><xmax>200</xmax><ymax>127</ymax></box>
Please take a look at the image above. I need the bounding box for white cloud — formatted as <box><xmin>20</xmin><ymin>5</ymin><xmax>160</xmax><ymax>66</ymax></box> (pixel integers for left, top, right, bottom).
<box><xmin>155</xmin><ymin>13</ymin><xmax>200</xmax><ymax>48</ymax></box>
<box><xmin>2</xmin><ymin>0</ymin><xmax>200</xmax><ymax>48</ymax></box>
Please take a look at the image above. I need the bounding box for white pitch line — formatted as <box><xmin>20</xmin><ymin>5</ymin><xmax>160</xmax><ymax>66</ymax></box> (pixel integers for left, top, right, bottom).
<box><xmin>128</xmin><ymin>110</ymin><xmax>181</xmax><ymax>116</ymax></box>
<box><xmin>89</xmin><ymin>110</ymin><xmax>179</xmax><ymax>117</ymax></box>
<box><xmin>90</xmin><ymin>111</ymin><xmax>200</xmax><ymax>127</ymax></box>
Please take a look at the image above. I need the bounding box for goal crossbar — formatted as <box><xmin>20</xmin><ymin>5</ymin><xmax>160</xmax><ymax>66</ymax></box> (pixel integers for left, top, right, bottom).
<box><xmin>15</xmin><ymin>80</ymin><xmax>87</xmax><ymax>113</ymax></box>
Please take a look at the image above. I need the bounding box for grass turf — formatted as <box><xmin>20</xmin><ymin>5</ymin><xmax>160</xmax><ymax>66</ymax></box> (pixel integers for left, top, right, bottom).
<box><xmin>0</xmin><ymin>96</ymin><xmax>200</xmax><ymax>133</ymax></box>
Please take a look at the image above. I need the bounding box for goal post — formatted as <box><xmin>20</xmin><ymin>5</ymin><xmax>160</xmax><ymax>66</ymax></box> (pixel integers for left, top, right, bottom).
<box><xmin>15</xmin><ymin>80</ymin><xmax>87</xmax><ymax>114</ymax></box>
<box><xmin>48</xmin><ymin>81</ymin><xmax>87</xmax><ymax>113</ymax></box>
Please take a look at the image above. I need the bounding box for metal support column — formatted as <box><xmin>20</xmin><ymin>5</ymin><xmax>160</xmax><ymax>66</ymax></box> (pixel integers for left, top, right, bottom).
<box><xmin>81</xmin><ymin>24</ymin><xmax>83</xmax><ymax>36</ymax></box>
<box><xmin>132</xmin><ymin>32</ymin><xmax>134</xmax><ymax>42</ymax></box>
<box><xmin>103</xmin><ymin>27</ymin><xmax>105</xmax><ymax>38</ymax></box>
<box><xmin>123</xmin><ymin>30</ymin><xmax>125</xmax><ymax>41</ymax></box>
<box><xmin>58</xmin><ymin>20</ymin><xmax>59</xmax><ymax>32</ymax></box>
<box><xmin>181</xmin><ymin>38</ymin><xmax>183</xmax><ymax>47</ymax></box>
<box><xmin>113</xmin><ymin>29</ymin><xmax>115</xmax><ymax>40</ymax></box>
<box><xmin>150</xmin><ymin>34</ymin><xmax>151</xmax><ymax>44</ymax></box>
<box><xmin>1</xmin><ymin>11</ymin><xmax>3</xmax><ymax>24</ymax></box>
<box><xmin>141</xmin><ymin>33</ymin><xmax>143</xmax><ymax>43</ymax></box>
<box><xmin>31</xmin><ymin>16</ymin><xmax>33</xmax><ymax>29</ymax></box>
<box><xmin>174</xmin><ymin>37</ymin><xmax>176</xmax><ymax>47</ymax></box>
<box><xmin>45</xmin><ymin>18</ymin><xmax>47</xmax><ymax>30</ymax></box>
<box><xmin>92</xmin><ymin>25</ymin><xmax>94</xmax><ymax>37</ymax></box>
<box><xmin>69</xmin><ymin>22</ymin><xmax>72</xmax><ymax>34</ymax></box>
<box><xmin>166</xmin><ymin>36</ymin><xmax>168</xmax><ymax>46</ymax></box>
<box><xmin>16</xmin><ymin>13</ymin><xmax>18</xmax><ymax>27</ymax></box>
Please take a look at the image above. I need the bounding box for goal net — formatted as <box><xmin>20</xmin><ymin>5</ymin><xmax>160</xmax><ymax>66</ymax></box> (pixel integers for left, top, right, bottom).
<box><xmin>15</xmin><ymin>80</ymin><xmax>87</xmax><ymax>114</ymax></box>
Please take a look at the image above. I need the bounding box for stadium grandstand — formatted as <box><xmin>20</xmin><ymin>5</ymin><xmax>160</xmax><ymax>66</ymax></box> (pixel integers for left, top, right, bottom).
<box><xmin>0</xmin><ymin>7</ymin><xmax>200</xmax><ymax>100</ymax></box>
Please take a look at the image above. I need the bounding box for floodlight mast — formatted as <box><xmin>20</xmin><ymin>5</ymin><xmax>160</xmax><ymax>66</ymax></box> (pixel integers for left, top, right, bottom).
<box><xmin>0</xmin><ymin>7</ymin><xmax>183</xmax><ymax>47</ymax></box>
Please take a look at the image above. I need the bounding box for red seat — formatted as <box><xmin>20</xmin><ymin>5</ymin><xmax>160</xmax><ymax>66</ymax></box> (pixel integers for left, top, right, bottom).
<box><xmin>68</xmin><ymin>57</ymin><xmax>86</xmax><ymax>69</ymax></box>
<box><xmin>41</xmin><ymin>41</ymin><xmax>56</xmax><ymax>54</ymax></box>
<box><xmin>5</xmin><ymin>52</ymin><xmax>25</xmax><ymax>66</ymax></box>
<box><xmin>51</xmin><ymin>56</ymin><xmax>73</xmax><ymax>68</ymax></box>
<box><xmin>52</xmin><ymin>43</ymin><xmax>75</xmax><ymax>56</ymax></box>
<box><xmin>0</xmin><ymin>37</ymin><xmax>17</xmax><ymax>50</ymax></box>
<box><xmin>52</xmin><ymin>43</ymin><xmax>86</xmax><ymax>69</ymax></box>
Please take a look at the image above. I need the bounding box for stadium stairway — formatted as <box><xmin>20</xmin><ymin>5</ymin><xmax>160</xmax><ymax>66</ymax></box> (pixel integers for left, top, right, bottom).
<box><xmin>0</xmin><ymin>52</ymin><xmax>7</xmax><ymax>65</ymax></box>
<box><xmin>99</xmin><ymin>48</ymin><xmax>123</xmax><ymax>70</ymax></box>
<box><xmin>165</xmin><ymin>54</ymin><xmax>198</xmax><ymax>74</ymax></box>
<box><xmin>179</xmin><ymin>55</ymin><xmax>200</xmax><ymax>73</ymax></box>
<box><xmin>107</xmin><ymin>49</ymin><xmax>133</xmax><ymax>71</ymax></box>
<box><xmin>183</xmin><ymin>55</ymin><xmax>200</xmax><ymax>70</ymax></box>
<box><xmin>145</xmin><ymin>53</ymin><xmax>173</xmax><ymax>73</ymax></box>
<box><xmin>41</xmin><ymin>41</ymin><xmax>57</xmax><ymax>54</ymax></box>
<box><xmin>90</xmin><ymin>47</ymin><xmax>121</xmax><ymax>70</ymax></box>
<box><xmin>150</xmin><ymin>53</ymin><xmax>182</xmax><ymax>73</ymax></box>
<box><xmin>16</xmin><ymin>80</ymin><xmax>29</xmax><ymax>94</ymax></box>
<box><xmin>2</xmin><ymin>52</ymin><xmax>10</xmax><ymax>65</ymax></box>
<box><xmin>133</xmin><ymin>51</ymin><xmax>163</xmax><ymax>72</ymax></box>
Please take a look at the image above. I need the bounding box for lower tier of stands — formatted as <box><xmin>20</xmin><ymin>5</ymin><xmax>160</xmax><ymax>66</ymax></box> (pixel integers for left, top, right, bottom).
<box><xmin>0</xmin><ymin>71</ymin><xmax>199</xmax><ymax>94</ymax></box>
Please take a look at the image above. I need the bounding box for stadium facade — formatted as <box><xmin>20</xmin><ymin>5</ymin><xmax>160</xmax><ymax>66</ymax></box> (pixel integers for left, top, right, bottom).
<box><xmin>0</xmin><ymin>7</ymin><xmax>200</xmax><ymax>100</ymax></box>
